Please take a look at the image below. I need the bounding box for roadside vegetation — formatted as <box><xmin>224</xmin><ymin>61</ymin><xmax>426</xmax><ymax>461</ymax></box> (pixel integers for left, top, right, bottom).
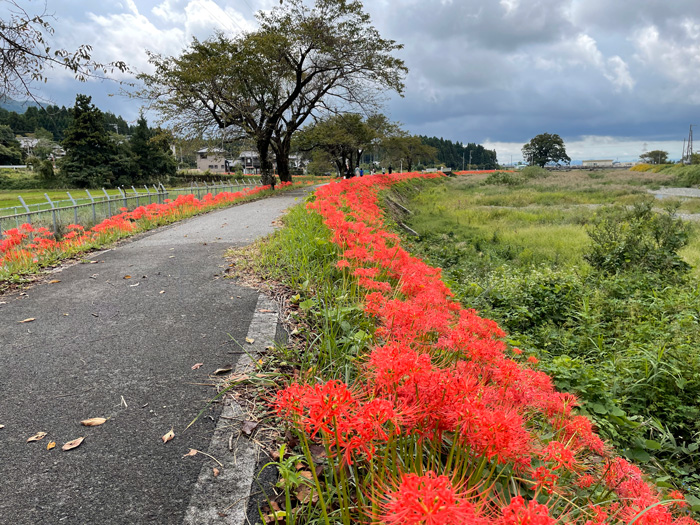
<box><xmin>0</xmin><ymin>181</ymin><xmax>306</xmax><ymax>287</ymax></box>
<box><xmin>388</xmin><ymin>171</ymin><xmax>700</xmax><ymax>509</ymax></box>
<box><xmin>237</xmin><ymin>173</ymin><xmax>698</xmax><ymax>524</ymax></box>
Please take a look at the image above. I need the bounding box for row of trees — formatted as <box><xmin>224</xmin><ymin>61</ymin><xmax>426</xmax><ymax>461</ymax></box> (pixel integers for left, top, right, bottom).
<box><xmin>0</xmin><ymin>104</ymin><xmax>133</xmax><ymax>141</ymax></box>
<box><xmin>421</xmin><ymin>136</ymin><xmax>498</xmax><ymax>170</ymax></box>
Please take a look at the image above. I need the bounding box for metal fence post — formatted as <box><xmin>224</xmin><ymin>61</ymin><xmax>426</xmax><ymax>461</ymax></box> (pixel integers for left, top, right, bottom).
<box><xmin>131</xmin><ymin>186</ymin><xmax>139</xmax><ymax>207</ymax></box>
<box><xmin>44</xmin><ymin>193</ymin><xmax>58</xmax><ymax>233</ymax></box>
<box><xmin>86</xmin><ymin>190</ymin><xmax>97</xmax><ymax>223</ymax></box>
<box><xmin>66</xmin><ymin>192</ymin><xmax>79</xmax><ymax>225</ymax></box>
<box><xmin>144</xmin><ymin>185</ymin><xmax>151</xmax><ymax>205</ymax></box>
<box><xmin>18</xmin><ymin>196</ymin><xmax>31</xmax><ymax>225</ymax></box>
<box><xmin>118</xmin><ymin>187</ymin><xmax>127</xmax><ymax>209</ymax></box>
<box><xmin>103</xmin><ymin>188</ymin><xmax>112</xmax><ymax>217</ymax></box>
<box><xmin>153</xmin><ymin>185</ymin><xmax>160</xmax><ymax>204</ymax></box>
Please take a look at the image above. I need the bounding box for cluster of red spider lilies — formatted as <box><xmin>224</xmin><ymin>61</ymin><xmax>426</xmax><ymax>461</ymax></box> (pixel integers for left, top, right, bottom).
<box><xmin>274</xmin><ymin>173</ymin><xmax>694</xmax><ymax>525</ymax></box>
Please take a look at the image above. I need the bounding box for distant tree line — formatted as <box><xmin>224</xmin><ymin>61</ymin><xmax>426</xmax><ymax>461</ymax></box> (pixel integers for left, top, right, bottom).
<box><xmin>420</xmin><ymin>136</ymin><xmax>498</xmax><ymax>170</ymax></box>
<box><xmin>0</xmin><ymin>104</ymin><xmax>134</xmax><ymax>142</ymax></box>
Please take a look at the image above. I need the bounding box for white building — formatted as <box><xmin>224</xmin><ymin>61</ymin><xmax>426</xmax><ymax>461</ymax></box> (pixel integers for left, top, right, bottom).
<box><xmin>582</xmin><ymin>159</ymin><xmax>614</xmax><ymax>168</ymax></box>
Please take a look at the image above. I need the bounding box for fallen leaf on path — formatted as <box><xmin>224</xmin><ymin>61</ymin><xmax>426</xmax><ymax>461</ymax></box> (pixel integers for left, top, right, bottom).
<box><xmin>89</xmin><ymin>260</ymin><xmax>98</xmax><ymax>264</ymax></box>
<box><xmin>80</xmin><ymin>417</ymin><xmax>107</xmax><ymax>427</ymax></box>
<box><xmin>159</xmin><ymin>291</ymin><xmax>165</xmax><ymax>294</ymax></box>
<box><xmin>123</xmin><ymin>275</ymin><xmax>132</xmax><ymax>279</ymax></box>
<box><xmin>245</xmin><ymin>337</ymin><xmax>255</xmax><ymax>344</ymax></box>
<box><xmin>169</xmin><ymin>256</ymin><xmax>175</xmax><ymax>259</ymax></box>
<box><xmin>27</xmin><ymin>432</ymin><xmax>47</xmax><ymax>442</ymax></box>
<box><xmin>191</xmin><ymin>363</ymin><xmax>203</xmax><ymax>370</ymax></box>
<box><xmin>213</xmin><ymin>367</ymin><xmax>232</xmax><ymax>375</ymax></box>
<box><xmin>46</xmin><ymin>441</ymin><xmax>56</xmax><ymax>450</ymax></box>
<box><xmin>0</xmin><ymin>424</ymin><xmax>5</xmax><ymax>429</ymax></box>
<box><xmin>183</xmin><ymin>449</ymin><xmax>198</xmax><ymax>457</ymax></box>
<box><xmin>162</xmin><ymin>428</ymin><xmax>175</xmax><ymax>443</ymax></box>
<box><xmin>62</xmin><ymin>437</ymin><xmax>84</xmax><ymax>451</ymax></box>
<box><xmin>212</xmin><ymin>467</ymin><xmax>220</xmax><ymax>477</ymax></box>
<box><xmin>48</xmin><ymin>279</ymin><xmax>61</xmax><ymax>284</ymax></box>
<box><xmin>19</xmin><ymin>318</ymin><xmax>35</xmax><ymax>324</ymax></box>
<box><xmin>129</xmin><ymin>283</ymin><xmax>140</xmax><ymax>287</ymax></box>
<box><xmin>258</xmin><ymin>309</ymin><xmax>273</xmax><ymax>313</ymax></box>
<box><xmin>241</xmin><ymin>420</ymin><xmax>259</xmax><ymax>436</ymax></box>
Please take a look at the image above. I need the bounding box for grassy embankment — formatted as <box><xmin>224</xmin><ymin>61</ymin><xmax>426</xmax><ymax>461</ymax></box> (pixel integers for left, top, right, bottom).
<box><xmin>390</xmin><ymin>169</ymin><xmax>700</xmax><ymax>507</ymax></box>
<box><xmin>0</xmin><ymin>181</ymin><xmax>308</xmax><ymax>286</ymax></box>
<box><xmin>234</xmin><ymin>173</ymin><xmax>698</xmax><ymax>524</ymax></box>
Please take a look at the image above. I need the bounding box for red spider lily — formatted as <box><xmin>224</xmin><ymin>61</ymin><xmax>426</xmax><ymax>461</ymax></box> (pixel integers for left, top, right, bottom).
<box><xmin>377</xmin><ymin>471</ymin><xmax>489</xmax><ymax>525</ymax></box>
<box><xmin>498</xmin><ymin>496</ymin><xmax>556</xmax><ymax>525</ymax></box>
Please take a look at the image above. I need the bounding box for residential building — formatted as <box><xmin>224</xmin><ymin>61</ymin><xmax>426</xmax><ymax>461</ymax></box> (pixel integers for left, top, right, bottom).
<box><xmin>196</xmin><ymin>148</ymin><xmax>229</xmax><ymax>172</ymax></box>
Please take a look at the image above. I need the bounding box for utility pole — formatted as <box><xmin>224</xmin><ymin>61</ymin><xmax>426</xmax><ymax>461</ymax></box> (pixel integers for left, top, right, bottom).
<box><xmin>468</xmin><ymin>150</ymin><xmax>473</xmax><ymax>171</ymax></box>
<box><xmin>462</xmin><ymin>150</ymin><xmax>465</xmax><ymax>171</ymax></box>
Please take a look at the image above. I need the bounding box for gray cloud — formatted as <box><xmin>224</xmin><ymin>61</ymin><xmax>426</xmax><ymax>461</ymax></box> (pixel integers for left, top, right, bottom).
<box><xmin>25</xmin><ymin>0</ymin><xmax>700</xmax><ymax>161</ymax></box>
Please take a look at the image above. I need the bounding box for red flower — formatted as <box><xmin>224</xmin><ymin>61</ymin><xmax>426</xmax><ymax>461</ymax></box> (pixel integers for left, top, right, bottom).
<box><xmin>378</xmin><ymin>471</ymin><xmax>488</xmax><ymax>525</ymax></box>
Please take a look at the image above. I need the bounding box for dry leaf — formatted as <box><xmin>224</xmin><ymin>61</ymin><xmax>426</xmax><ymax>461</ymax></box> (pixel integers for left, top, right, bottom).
<box><xmin>46</xmin><ymin>441</ymin><xmax>56</xmax><ymax>450</ymax></box>
<box><xmin>183</xmin><ymin>448</ymin><xmax>198</xmax><ymax>457</ymax></box>
<box><xmin>19</xmin><ymin>318</ymin><xmax>36</xmax><ymax>324</ymax></box>
<box><xmin>162</xmin><ymin>428</ymin><xmax>175</xmax><ymax>443</ymax></box>
<box><xmin>123</xmin><ymin>275</ymin><xmax>131</xmax><ymax>279</ymax></box>
<box><xmin>191</xmin><ymin>363</ymin><xmax>203</xmax><ymax>370</ymax></box>
<box><xmin>89</xmin><ymin>260</ymin><xmax>98</xmax><ymax>264</ymax></box>
<box><xmin>27</xmin><ymin>431</ymin><xmax>47</xmax><ymax>442</ymax></box>
<box><xmin>48</xmin><ymin>279</ymin><xmax>61</xmax><ymax>284</ymax></box>
<box><xmin>245</xmin><ymin>337</ymin><xmax>255</xmax><ymax>344</ymax></box>
<box><xmin>213</xmin><ymin>367</ymin><xmax>232</xmax><ymax>375</ymax></box>
<box><xmin>0</xmin><ymin>424</ymin><xmax>4</xmax><ymax>429</ymax></box>
<box><xmin>212</xmin><ymin>467</ymin><xmax>220</xmax><ymax>477</ymax></box>
<box><xmin>241</xmin><ymin>420</ymin><xmax>259</xmax><ymax>436</ymax></box>
<box><xmin>129</xmin><ymin>283</ymin><xmax>140</xmax><ymax>287</ymax></box>
<box><xmin>258</xmin><ymin>309</ymin><xmax>273</xmax><ymax>313</ymax></box>
<box><xmin>80</xmin><ymin>417</ymin><xmax>107</xmax><ymax>427</ymax></box>
<box><xmin>62</xmin><ymin>437</ymin><xmax>84</xmax><ymax>451</ymax></box>
<box><xmin>159</xmin><ymin>290</ymin><xmax>165</xmax><ymax>294</ymax></box>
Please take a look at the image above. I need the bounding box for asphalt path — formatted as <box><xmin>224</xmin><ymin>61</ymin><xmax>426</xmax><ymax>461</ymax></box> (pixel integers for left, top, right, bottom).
<box><xmin>0</xmin><ymin>187</ymin><xmax>311</xmax><ymax>524</ymax></box>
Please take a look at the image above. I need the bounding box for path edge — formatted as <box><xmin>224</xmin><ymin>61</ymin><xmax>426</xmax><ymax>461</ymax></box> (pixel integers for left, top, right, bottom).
<box><xmin>183</xmin><ymin>294</ymin><xmax>282</xmax><ymax>524</ymax></box>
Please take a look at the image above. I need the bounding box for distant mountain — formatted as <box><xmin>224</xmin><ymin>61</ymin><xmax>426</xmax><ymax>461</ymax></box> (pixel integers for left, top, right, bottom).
<box><xmin>0</xmin><ymin>98</ymin><xmax>39</xmax><ymax>113</ymax></box>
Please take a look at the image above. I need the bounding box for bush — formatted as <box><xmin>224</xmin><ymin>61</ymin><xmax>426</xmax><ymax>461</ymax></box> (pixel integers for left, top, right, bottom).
<box><xmin>484</xmin><ymin>171</ymin><xmax>521</xmax><ymax>186</ymax></box>
<box><xmin>584</xmin><ymin>200</ymin><xmax>692</xmax><ymax>278</ymax></box>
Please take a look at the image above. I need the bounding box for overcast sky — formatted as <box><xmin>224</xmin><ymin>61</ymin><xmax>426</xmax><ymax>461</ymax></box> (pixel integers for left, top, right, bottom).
<box><xmin>12</xmin><ymin>0</ymin><xmax>700</xmax><ymax>163</ymax></box>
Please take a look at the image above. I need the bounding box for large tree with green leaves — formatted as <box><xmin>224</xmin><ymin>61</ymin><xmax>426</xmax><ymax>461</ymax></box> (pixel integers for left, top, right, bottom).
<box><xmin>0</xmin><ymin>124</ymin><xmax>21</xmax><ymax>164</ymax></box>
<box><xmin>139</xmin><ymin>0</ymin><xmax>406</xmax><ymax>186</ymax></box>
<box><xmin>60</xmin><ymin>95</ymin><xmax>116</xmax><ymax>188</ymax></box>
<box><xmin>130</xmin><ymin>115</ymin><xmax>177</xmax><ymax>183</ymax></box>
<box><xmin>640</xmin><ymin>150</ymin><xmax>669</xmax><ymax>165</ymax></box>
<box><xmin>382</xmin><ymin>133</ymin><xmax>437</xmax><ymax>172</ymax></box>
<box><xmin>522</xmin><ymin>133</ymin><xmax>571</xmax><ymax>167</ymax></box>
<box><xmin>296</xmin><ymin>113</ymin><xmax>391</xmax><ymax>175</ymax></box>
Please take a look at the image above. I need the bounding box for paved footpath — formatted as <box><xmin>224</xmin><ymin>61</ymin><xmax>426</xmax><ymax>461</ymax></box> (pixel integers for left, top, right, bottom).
<box><xmin>0</xmin><ymin>187</ymin><xmax>312</xmax><ymax>524</ymax></box>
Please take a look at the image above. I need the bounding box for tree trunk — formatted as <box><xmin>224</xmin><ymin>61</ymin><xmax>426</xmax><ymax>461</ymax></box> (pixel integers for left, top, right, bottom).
<box><xmin>275</xmin><ymin>136</ymin><xmax>292</xmax><ymax>183</ymax></box>
<box><xmin>257</xmin><ymin>138</ymin><xmax>276</xmax><ymax>189</ymax></box>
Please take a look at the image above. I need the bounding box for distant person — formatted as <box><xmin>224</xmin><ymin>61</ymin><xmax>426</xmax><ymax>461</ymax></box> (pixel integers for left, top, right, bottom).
<box><xmin>355</xmin><ymin>166</ymin><xmax>360</xmax><ymax>178</ymax></box>
<box><xmin>382</xmin><ymin>167</ymin><xmax>385</xmax><ymax>175</ymax></box>
<box><xmin>345</xmin><ymin>165</ymin><xmax>353</xmax><ymax>179</ymax></box>
<box><xmin>388</xmin><ymin>165</ymin><xmax>393</xmax><ymax>174</ymax></box>
<box><xmin>359</xmin><ymin>168</ymin><xmax>364</xmax><ymax>177</ymax></box>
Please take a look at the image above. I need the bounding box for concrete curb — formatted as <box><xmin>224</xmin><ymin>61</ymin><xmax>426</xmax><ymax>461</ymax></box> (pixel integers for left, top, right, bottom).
<box><xmin>183</xmin><ymin>294</ymin><xmax>281</xmax><ymax>524</ymax></box>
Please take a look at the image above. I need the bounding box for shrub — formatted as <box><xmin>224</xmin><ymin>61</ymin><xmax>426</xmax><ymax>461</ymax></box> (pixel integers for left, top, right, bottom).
<box><xmin>584</xmin><ymin>200</ymin><xmax>692</xmax><ymax>277</ymax></box>
<box><xmin>484</xmin><ymin>171</ymin><xmax>521</xmax><ymax>186</ymax></box>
